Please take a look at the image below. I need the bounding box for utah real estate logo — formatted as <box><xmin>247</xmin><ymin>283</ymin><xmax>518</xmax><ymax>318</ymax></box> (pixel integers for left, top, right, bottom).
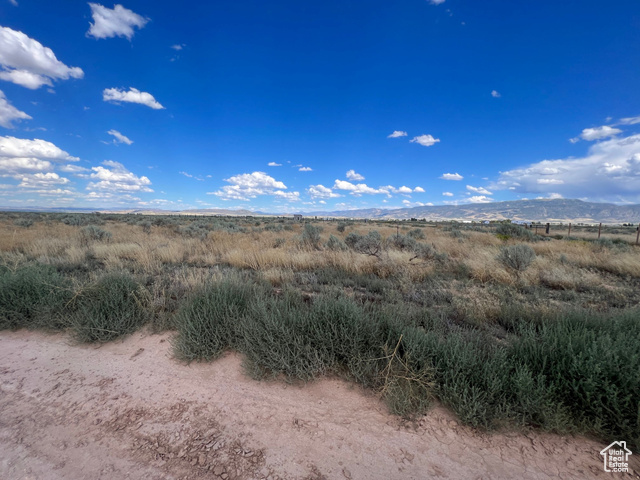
<box><xmin>600</xmin><ymin>441</ymin><xmax>632</xmax><ymax>473</ymax></box>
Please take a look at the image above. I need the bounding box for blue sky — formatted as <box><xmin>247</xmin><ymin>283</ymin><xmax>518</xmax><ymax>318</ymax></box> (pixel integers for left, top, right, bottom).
<box><xmin>1</xmin><ymin>1</ymin><xmax>639</xmax><ymax>212</ymax></box>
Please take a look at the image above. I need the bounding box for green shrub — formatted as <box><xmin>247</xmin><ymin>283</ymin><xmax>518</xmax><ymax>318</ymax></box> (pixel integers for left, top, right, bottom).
<box><xmin>0</xmin><ymin>264</ymin><xmax>71</xmax><ymax>330</ymax></box>
<box><xmin>407</xmin><ymin>228</ymin><xmax>425</xmax><ymax>240</ymax></box>
<box><xmin>336</xmin><ymin>222</ymin><xmax>347</xmax><ymax>233</ymax></box>
<box><xmin>497</xmin><ymin>244</ymin><xmax>536</xmax><ymax>272</ymax></box>
<box><xmin>301</xmin><ymin>223</ymin><xmax>322</xmax><ymax>249</ymax></box>
<box><xmin>346</xmin><ymin>231</ymin><xmax>383</xmax><ymax>256</ymax></box>
<box><xmin>80</xmin><ymin>225</ymin><xmax>112</xmax><ymax>244</ymax></box>
<box><xmin>13</xmin><ymin>218</ymin><xmax>34</xmax><ymax>228</ymax></box>
<box><xmin>325</xmin><ymin>234</ymin><xmax>347</xmax><ymax>251</ymax></box>
<box><xmin>496</xmin><ymin>223</ymin><xmax>537</xmax><ymax>241</ymax></box>
<box><xmin>172</xmin><ymin>281</ymin><xmax>257</xmax><ymax>361</ymax></box>
<box><xmin>70</xmin><ymin>274</ymin><xmax>149</xmax><ymax>343</ymax></box>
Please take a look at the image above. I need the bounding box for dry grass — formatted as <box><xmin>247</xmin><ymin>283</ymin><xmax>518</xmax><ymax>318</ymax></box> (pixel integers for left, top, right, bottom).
<box><xmin>1</xmin><ymin>216</ymin><xmax>638</xmax><ymax>309</ymax></box>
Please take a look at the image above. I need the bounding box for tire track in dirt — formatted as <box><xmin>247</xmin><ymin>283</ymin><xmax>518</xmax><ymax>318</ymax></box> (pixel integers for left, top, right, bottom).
<box><xmin>0</xmin><ymin>330</ymin><xmax>637</xmax><ymax>479</ymax></box>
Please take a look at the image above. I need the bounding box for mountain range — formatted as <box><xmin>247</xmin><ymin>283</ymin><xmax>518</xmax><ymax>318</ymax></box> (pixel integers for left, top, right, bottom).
<box><xmin>2</xmin><ymin>199</ymin><xmax>639</xmax><ymax>224</ymax></box>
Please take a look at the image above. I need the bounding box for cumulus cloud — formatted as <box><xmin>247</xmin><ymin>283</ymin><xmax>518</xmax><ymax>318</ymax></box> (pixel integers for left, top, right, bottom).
<box><xmin>299</xmin><ymin>166</ymin><xmax>312</xmax><ymax>172</ymax></box>
<box><xmin>571</xmin><ymin>125</ymin><xmax>622</xmax><ymax>143</ymax></box>
<box><xmin>268</xmin><ymin>162</ymin><xmax>282</xmax><ymax>167</ymax></box>
<box><xmin>208</xmin><ymin>171</ymin><xmax>296</xmax><ymax>201</ymax></box>
<box><xmin>18</xmin><ymin>172</ymin><xmax>69</xmax><ymax>188</ymax></box>
<box><xmin>0</xmin><ymin>136</ymin><xmax>79</xmax><ymax>162</ymax></box>
<box><xmin>387</xmin><ymin>131</ymin><xmax>407</xmax><ymax>138</ymax></box>
<box><xmin>466</xmin><ymin>185</ymin><xmax>493</xmax><ymax>195</ymax></box>
<box><xmin>87</xmin><ymin>3</ymin><xmax>149</xmax><ymax>40</ymax></box>
<box><xmin>103</xmin><ymin>87</ymin><xmax>164</xmax><ymax>109</ymax></box>
<box><xmin>495</xmin><ymin>133</ymin><xmax>640</xmax><ymax>202</ymax></box>
<box><xmin>107</xmin><ymin>129</ymin><xmax>133</xmax><ymax>145</ymax></box>
<box><xmin>307</xmin><ymin>184</ymin><xmax>341</xmax><ymax>199</ymax></box>
<box><xmin>0</xmin><ymin>26</ymin><xmax>83</xmax><ymax>89</ymax></box>
<box><xmin>87</xmin><ymin>160</ymin><xmax>153</xmax><ymax>192</ymax></box>
<box><xmin>414</xmin><ymin>186</ymin><xmax>425</xmax><ymax>193</ymax></box>
<box><xmin>346</xmin><ymin>170</ymin><xmax>365</xmax><ymax>181</ymax></box>
<box><xmin>0</xmin><ymin>90</ymin><xmax>31</xmax><ymax>128</ymax></box>
<box><xmin>273</xmin><ymin>190</ymin><xmax>300</xmax><ymax>201</ymax></box>
<box><xmin>410</xmin><ymin>134</ymin><xmax>440</xmax><ymax>147</ymax></box>
<box><xmin>491</xmin><ymin>90</ymin><xmax>501</xmax><ymax>98</ymax></box>
<box><xmin>442</xmin><ymin>192</ymin><xmax>453</xmax><ymax>196</ymax></box>
<box><xmin>428</xmin><ymin>0</ymin><xmax>446</xmax><ymax>4</ymax></box>
<box><xmin>170</xmin><ymin>44</ymin><xmax>185</xmax><ymax>51</ymax></box>
<box><xmin>333</xmin><ymin>179</ymin><xmax>388</xmax><ymax>196</ymax></box>
<box><xmin>0</xmin><ymin>157</ymin><xmax>52</xmax><ymax>175</ymax></box>
<box><xmin>468</xmin><ymin>196</ymin><xmax>492</xmax><ymax>203</ymax></box>
<box><xmin>59</xmin><ymin>164</ymin><xmax>89</xmax><ymax>173</ymax></box>
<box><xmin>440</xmin><ymin>172</ymin><xmax>463</xmax><ymax>180</ymax></box>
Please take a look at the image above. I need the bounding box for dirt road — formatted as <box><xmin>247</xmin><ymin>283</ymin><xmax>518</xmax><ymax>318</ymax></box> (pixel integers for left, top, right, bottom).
<box><xmin>0</xmin><ymin>330</ymin><xmax>636</xmax><ymax>479</ymax></box>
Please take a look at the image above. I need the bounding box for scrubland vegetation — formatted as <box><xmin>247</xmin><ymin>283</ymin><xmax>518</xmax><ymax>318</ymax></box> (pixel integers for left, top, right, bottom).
<box><xmin>0</xmin><ymin>211</ymin><xmax>638</xmax><ymax>448</ymax></box>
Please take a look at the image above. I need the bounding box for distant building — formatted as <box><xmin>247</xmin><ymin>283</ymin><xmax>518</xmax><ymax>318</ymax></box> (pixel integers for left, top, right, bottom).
<box><xmin>293</xmin><ymin>214</ymin><xmax>303</xmax><ymax>221</ymax></box>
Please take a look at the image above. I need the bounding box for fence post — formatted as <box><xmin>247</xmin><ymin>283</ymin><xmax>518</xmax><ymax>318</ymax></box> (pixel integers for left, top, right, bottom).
<box><xmin>568</xmin><ymin>223</ymin><xmax>571</xmax><ymax>237</ymax></box>
<box><xmin>545</xmin><ymin>223</ymin><xmax>550</xmax><ymax>235</ymax></box>
<box><xmin>598</xmin><ymin>223</ymin><xmax>602</xmax><ymax>239</ymax></box>
<box><xmin>636</xmin><ymin>226</ymin><xmax>639</xmax><ymax>246</ymax></box>
<box><xmin>396</xmin><ymin>225</ymin><xmax>399</xmax><ymax>241</ymax></box>
<box><xmin>535</xmin><ymin>224</ymin><xmax>538</xmax><ymax>235</ymax></box>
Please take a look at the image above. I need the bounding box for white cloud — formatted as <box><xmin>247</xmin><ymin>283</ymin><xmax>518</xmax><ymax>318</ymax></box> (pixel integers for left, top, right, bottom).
<box><xmin>468</xmin><ymin>195</ymin><xmax>492</xmax><ymax>203</ymax></box>
<box><xmin>273</xmin><ymin>190</ymin><xmax>300</xmax><ymax>201</ymax></box>
<box><xmin>410</xmin><ymin>134</ymin><xmax>440</xmax><ymax>147</ymax></box>
<box><xmin>208</xmin><ymin>171</ymin><xmax>294</xmax><ymax>201</ymax></box>
<box><xmin>346</xmin><ymin>169</ymin><xmax>364</xmax><ymax>181</ymax></box>
<box><xmin>307</xmin><ymin>184</ymin><xmax>341</xmax><ymax>199</ymax></box>
<box><xmin>536</xmin><ymin>178</ymin><xmax>564</xmax><ymax>185</ymax></box>
<box><xmin>575</xmin><ymin>125</ymin><xmax>622</xmax><ymax>142</ymax></box>
<box><xmin>387</xmin><ymin>131</ymin><xmax>407</xmax><ymax>138</ymax></box>
<box><xmin>170</xmin><ymin>44</ymin><xmax>185</xmax><ymax>51</ymax></box>
<box><xmin>333</xmin><ymin>179</ymin><xmax>388</xmax><ymax>196</ymax></box>
<box><xmin>466</xmin><ymin>185</ymin><xmax>493</xmax><ymax>195</ymax></box>
<box><xmin>495</xmin><ymin>133</ymin><xmax>640</xmax><ymax>202</ymax></box>
<box><xmin>0</xmin><ymin>136</ymin><xmax>79</xmax><ymax>162</ymax></box>
<box><xmin>9</xmin><ymin>0</ymin><xmax>18</xmax><ymax>6</ymax></box>
<box><xmin>618</xmin><ymin>116</ymin><xmax>640</xmax><ymax>125</ymax></box>
<box><xmin>440</xmin><ymin>172</ymin><xmax>463</xmax><ymax>180</ymax></box>
<box><xmin>0</xmin><ymin>90</ymin><xmax>31</xmax><ymax>128</ymax></box>
<box><xmin>491</xmin><ymin>90</ymin><xmax>501</xmax><ymax>98</ymax></box>
<box><xmin>103</xmin><ymin>87</ymin><xmax>164</xmax><ymax>109</ymax></box>
<box><xmin>0</xmin><ymin>26</ymin><xmax>83</xmax><ymax>89</ymax></box>
<box><xmin>414</xmin><ymin>186</ymin><xmax>425</xmax><ymax>193</ymax></box>
<box><xmin>442</xmin><ymin>192</ymin><xmax>453</xmax><ymax>196</ymax></box>
<box><xmin>268</xmin><ymin>162</ymin><xmax>282</xmax><ymax>167</ymax></box>
<box><xmin>396</xmin><ymin>186</ymin><xmax>413</xmax><ymax>194</ymax></box>
<box><xmin>87</xmin><ymin>3</ymin><xmax>149</xmax><ymax>40</ymax></box>
<box><xmin>428</xmin><ymin>0</ymin><xmax>446</xmax><ymax>4</ymax></box>
<box><xmin>107</xmin><ymin>129</ymin><xmax>133</xmax><ymax>145</ymax></box>
<box><xmin>299</xmin><ymin>166</ymin><xmax>312</xmax><ymax>172</ymax></box>
<box><xmin>0</xmin><ymin>157</ymin><xmax>52</xmax><ymax>175</ymax></box>
<box><xmin>18</xmin><ymin>172</ymin><xmax>69</xmax><ymax>188</ymax></box>
<box><xmin>59</xmin><ymin>164</ymin><xmax>89</xmax><ymax>173</ymax></box>
<box><xmin>87</xmin><ymin>160</ymin><xmax>153</xmax><ymax>192</ymax></box>
<box><xmin>179</xmin><ymin>171</ymin><xmax>204</xmax><ymax>181</ymax></box>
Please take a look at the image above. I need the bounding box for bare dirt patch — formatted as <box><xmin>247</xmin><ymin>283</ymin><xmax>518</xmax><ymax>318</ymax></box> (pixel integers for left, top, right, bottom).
<box><xmin>0</xmin><ymin>330</ymin><xmax>637</xmax><ymax>479</ymax></box>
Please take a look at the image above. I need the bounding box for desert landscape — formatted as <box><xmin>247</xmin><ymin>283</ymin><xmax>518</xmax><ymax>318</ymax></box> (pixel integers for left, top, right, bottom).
<box><xmin>1</xmin><ymin>211</ymin><xmax>638</xmax><ymax>479</ymax></box>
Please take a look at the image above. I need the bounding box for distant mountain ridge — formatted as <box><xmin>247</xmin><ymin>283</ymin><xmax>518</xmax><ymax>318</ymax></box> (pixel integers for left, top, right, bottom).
<box><xmin>2</xmin><ymin>199</ymin><xmax>639</xmax><ymax>223</ymax></box>
<box><xmin>305</xmin><ymin>199</ymin><xmax>640</xmax><ymax>223</ymax></box>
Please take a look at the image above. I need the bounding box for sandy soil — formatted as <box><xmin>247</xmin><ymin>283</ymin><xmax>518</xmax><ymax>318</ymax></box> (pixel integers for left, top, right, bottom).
<box><xmin>0</xmin><ymin>330</ymin><xmax>637</xmax><ymax>480</ymax></box>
